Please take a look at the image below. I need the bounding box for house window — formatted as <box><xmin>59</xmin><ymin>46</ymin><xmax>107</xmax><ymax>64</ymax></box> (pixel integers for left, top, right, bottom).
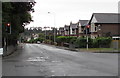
<box><xmin>95</xmin><ymin>27</ymin><xmax>97</xmax><ymax>31</ymax></box>
<box><xmin>81</xmin><ymin>29</ymin><xmax>84</xmax><ymax>32</ymax></box>
<box><xmin>72</xmin><ymin>29</ymin><xmax>75</xmax><ymax>34</ymax></box>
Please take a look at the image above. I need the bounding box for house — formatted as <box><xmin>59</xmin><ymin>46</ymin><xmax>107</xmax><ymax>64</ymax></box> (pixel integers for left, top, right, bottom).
<box><xmin>64</xmin><ymin>25</ymin><xmax>70</xmax><ymax>36</ymax></box>
<box><xmin>89</xmin><ymin>13</ymin><xmax>120</xmax><ymax>39</ymax></box>
<box><xmin>78</xmin><ymin>20</ymin><xmax>89</xmax><ymax>37</ymax></box>
<box><xmin>58</xmin><ymin>27</ymin><xmax>64</xmax><ymax>36</ymax></box>
<box><xmin>69</xmin><ymin>22</ymin><xmax>79</xmax><ymax>37</ymax></box>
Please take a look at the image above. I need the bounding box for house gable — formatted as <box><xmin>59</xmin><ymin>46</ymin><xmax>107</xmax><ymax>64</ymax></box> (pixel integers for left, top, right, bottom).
<box><xmin>91</xmin><ymin>16</ymin><xmax>97</xmax><ymax>23</ymax></box>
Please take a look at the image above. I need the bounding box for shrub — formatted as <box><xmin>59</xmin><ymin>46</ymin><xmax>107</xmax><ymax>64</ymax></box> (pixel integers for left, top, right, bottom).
<box><xmin>28</xmin><ymin>39</ymin><xmax>36</xmax><ymax>43</ymax></box>
<box><xmin>56</xmin><ymin>36</ymin><xmax>66</xmax><ymax>43</ymax></box>
<box><xmin>93</xmin><ymin>37</ymin><xmax>112</xmax><ymax>48</ymax></box>
<box><xmin>56</xmin><ymin>36</ymin><xmax>77</xmax><ymax>46</ymax></box>
<box><xmin>75</xmin><ymin>37</ymin><xmax>87</xmax><ymax>48</ymax></box>
<box><xmin>36</xmin><ymin>37</ymin><xmax>44</xmax><ymax>43</ymax></box>
<box><xmin>75</xmin><ymin>37</ymin><xmax>93</xmax><ymax>48</ymax></box>
<box><xmin>70</xmin><ymin>37</ymin><xmax>77</xmax><ymax>44</ymax></box>
<box><xmin>56</xmin><ymin>36</ymin><xmax>112</xmax><ymax>48</ymax></box>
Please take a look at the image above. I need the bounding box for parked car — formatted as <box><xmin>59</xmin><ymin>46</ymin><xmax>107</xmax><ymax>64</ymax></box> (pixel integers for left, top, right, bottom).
<box><xmin>37</xmin><ymin>41</ymin><xmax>41</xmax><ymax>44</ymax></box>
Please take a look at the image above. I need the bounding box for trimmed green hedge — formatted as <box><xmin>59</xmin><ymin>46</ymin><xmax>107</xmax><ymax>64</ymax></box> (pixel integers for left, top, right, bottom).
<box><xmin>56</xmin><ymin>36</ymin><xmax>77</xmax><ymax>43</ymax></box>
<box><xmin>93</xmin><ymin>37</ymin><xmax>112</xmax><ymax>48</ymax></box>
<box><xmin>56</xmin><ymin>36</ymin><xmax>112</xmax><ymax>48</ymax></box>
<box><xmin>75</xmin><ymin>37</ymin><xmax>93</xmax><ymax>48</ymax></box>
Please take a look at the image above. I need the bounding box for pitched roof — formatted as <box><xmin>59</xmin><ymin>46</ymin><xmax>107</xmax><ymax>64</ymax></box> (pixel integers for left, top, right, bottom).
<box><xmin>64</xmin><ymin>25</ymin><xmax>70</xmax><ymax>30</ymax></box>
<box><xmin>64</xmin><ymin>25</ymin><xmax>69</xmax><ymax>27</ymax></box>
<box><xmin>70</xmin><ymin>22</ymin><xmax>78</xmax><ymax>28</ymax></box>
<box><xmin>90</xmin><ymin>13</ymin><xmax>120</xmax><ymax>24</ymax></box>
<box><xmin>79</xmin><ymin>20</ymin><xmax>89</xmax><ymax>26</ymax></box>
<box><xmin>59</xmin><ymin>27</ymin><xmax>64</xmax><ymax>30</ymax></box>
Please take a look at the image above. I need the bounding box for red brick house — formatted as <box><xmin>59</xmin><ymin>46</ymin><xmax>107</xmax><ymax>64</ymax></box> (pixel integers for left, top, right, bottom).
<box><xmin>89</xmin><ymin>13</ymin><xmax>120</xmax><ymax>39</ymax></box>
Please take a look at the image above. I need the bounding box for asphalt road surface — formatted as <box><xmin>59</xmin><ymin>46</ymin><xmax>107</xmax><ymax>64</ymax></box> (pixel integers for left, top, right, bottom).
<box><xmin>2</xmin><ymin>44</ymin><xmax>118</xmax><ymax>76</ymax></box>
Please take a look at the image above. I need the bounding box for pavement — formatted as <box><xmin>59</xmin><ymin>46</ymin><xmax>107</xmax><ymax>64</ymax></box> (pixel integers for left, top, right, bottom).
<box><xmin>0</xmin><ymin>55</ymin><xmax>2</xmax><ymax>78</ymax></box>
<box><xmin>2</xmin><ymin>43</ymin><xmax>118</xmax><ymax>76</ymax></box>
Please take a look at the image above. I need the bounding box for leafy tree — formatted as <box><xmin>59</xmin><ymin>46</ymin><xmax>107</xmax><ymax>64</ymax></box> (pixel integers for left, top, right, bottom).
<box><xmin>2</xmin><ymin>1</ymin><xmax>36</xmax><ymax>46</ymax></box>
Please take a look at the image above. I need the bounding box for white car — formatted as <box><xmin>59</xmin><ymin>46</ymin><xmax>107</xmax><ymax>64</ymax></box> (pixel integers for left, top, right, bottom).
<box><xmin>37</xmin><ymin>41</ymin><xmax>41</xmax><ymax>44</ymax></box>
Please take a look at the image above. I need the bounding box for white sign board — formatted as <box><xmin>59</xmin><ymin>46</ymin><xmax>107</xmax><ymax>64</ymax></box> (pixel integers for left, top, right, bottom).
<box><xmin>0</xmin><ymin>48</ymin><xmax>3</xmax><ymax>55</ymax></box>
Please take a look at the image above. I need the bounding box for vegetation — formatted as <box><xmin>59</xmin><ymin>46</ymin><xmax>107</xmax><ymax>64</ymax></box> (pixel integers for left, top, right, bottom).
<box><xmin>93</xmin><ymin>37</ymin><xmax>112</xmax><ymax>48</ymax></box>
<box><xmin>2</xmin><ymin>2</ymin><xmax>36</xmax><ymax>46</ymax></box>
<box><xmin>75</xmin><ymin>37</ymin><xmax>93</xmax><ymax>48</ymax></box>
<box><xmin>56</xmin><ymin>36</ymin><xmax>112</xmax><ymax>48</ymax></box>
<box><xmin>56</xmin><ymin>36</ymin><xmax>77</xmax><ymax>46</ymax></box>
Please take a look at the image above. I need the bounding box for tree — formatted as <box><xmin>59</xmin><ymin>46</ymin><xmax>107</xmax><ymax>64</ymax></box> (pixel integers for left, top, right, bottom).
<box><xmin>2</xmin><ymin>1</ymin><xmax>36</xmax><ymax>46</ymax></box>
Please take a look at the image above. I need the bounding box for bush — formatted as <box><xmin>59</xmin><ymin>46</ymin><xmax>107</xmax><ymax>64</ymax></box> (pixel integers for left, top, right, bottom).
<box><xmin>27</xmin><ymin>37</ymin><xmax>45</xmax><ymax>43</ymax></box>
<box><xmin>93</xmin><ymin>37</ymin><xmax>112</xmax><ymax>48</ymax></box>
<box><xmin>56</xmin><ymin>36</ymin><xmax>67</xmax><ymax>43</ymax></box>
<box><xmin>36</xmin><ymin>37</ymin><xmax>44</xmax><ymax>43</ymax></box>
<box><xmin>28</xmin><ymin>39</ymin><xmax>36</xmax><ymax>43</ymax></box>
<box><xmin>75</xmin><ymin>37</ymin><xmax>93</xmax><ymax>48</ymax></box>
<box><xmin>56</xmin><ymin>36</ymin><xmax>76</xmax><ymax>43</ymax></box>
<box><xmin>56</xmin><ymin>36</ymin><xmax>112</xmax><ymax>48</ymax></box>
<box><xmin>70</xmin><ymin>37</ymin><xmax>77</xmax><ymax>44</ymax></box>
<box><xmin>56</xmin><ymin>36</ymin><xmax>77</xmax><ymax>46</ymax></box>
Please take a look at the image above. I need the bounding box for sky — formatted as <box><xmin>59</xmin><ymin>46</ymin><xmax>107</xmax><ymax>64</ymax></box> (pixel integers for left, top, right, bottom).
<box><xmin>26</xmin><ymin>0</ymin><xmax>119</xmax><ymax>29</ymax></box>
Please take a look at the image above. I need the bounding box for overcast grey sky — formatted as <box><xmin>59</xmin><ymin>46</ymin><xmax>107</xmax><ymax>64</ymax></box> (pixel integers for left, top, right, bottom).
<box><xmin>26</xmin><ymin>0</ymin><xmax>119</xmax><ymax>28</ymax></box>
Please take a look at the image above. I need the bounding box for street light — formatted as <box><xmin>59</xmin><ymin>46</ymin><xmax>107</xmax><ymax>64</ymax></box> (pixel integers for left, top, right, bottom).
<box><xmin>48</xmin><ymin>12</ymin><xmax>56</xmax><ymax>43</ymax></box>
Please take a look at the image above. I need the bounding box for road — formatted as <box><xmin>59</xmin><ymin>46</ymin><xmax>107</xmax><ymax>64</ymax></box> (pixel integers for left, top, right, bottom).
<box><xmin>2</xmin><ymin>43</ymin><xmax>118</xmax><ymax>76</ymax></box>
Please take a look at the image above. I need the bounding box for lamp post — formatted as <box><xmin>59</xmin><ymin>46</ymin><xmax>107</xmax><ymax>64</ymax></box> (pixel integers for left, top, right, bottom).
<box><xmin>48</xmin><ymin>12</ymin><xmax>56</xmax><ymax>43</ymax></box>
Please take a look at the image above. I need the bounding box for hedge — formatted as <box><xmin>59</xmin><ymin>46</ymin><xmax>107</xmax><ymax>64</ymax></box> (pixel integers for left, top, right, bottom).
<box><xmin>56</xmin><ymin>36</ymin><xmax>112</xmax><ymax>48</ymax></box>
